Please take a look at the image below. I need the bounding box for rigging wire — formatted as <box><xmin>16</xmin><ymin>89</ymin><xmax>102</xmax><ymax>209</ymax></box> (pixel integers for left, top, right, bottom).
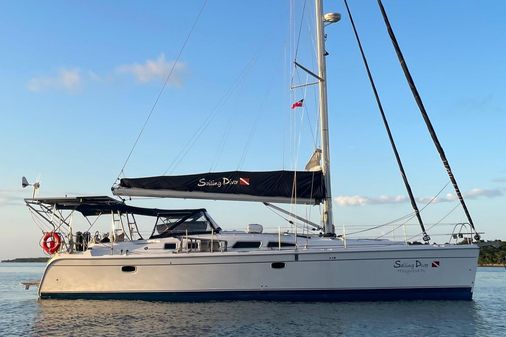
<box><xmin>291</xmin><ymin>0</ymin><xmax>320</xmax><ymax>150</ymax></box>
<box><xmin>377</xmin><ymin>0</ymin><xmax>479</xmax><ymax>240</ymax></box>
<box><xmin>266</xmin><ymin>202</ymin><xmax>295</xmax><ymax>225</ymax></box>
<box><xmin>209</xmin><ymin>117</ymin><xmax>234</xmax><ymax>172</ymax></box>
<box><xmin>236</xmin><ymin>84</ymin><xmax>274</xmax><ymax>170</ymax></box>
<box><xmin>264</xmin><ymin>203</ymin><xmax>313</xmax><ymax>233</ymax></box>
<box><xmin>212</xmin><ymin>46</ymin><xmax>275</xmax><ymax>171</ymax></box>
<box><xmin>344</xmin><ymin>0</ymin><xmax>429</xmax><ymax>241</ymax></box>
<box><xmin>292</xmin><ymin>67</ymin><xmax>318</xmax><ymax>148</ymax></box>
<box><xmin>348</xmin><ymin>180</ymin><xmax>451</xmax><ymax>237</ymax></box>
<box><xmin>85</xmin><ymin>213</ymin><xmax>103</xmax><ymax>233</ymax></box>
<box><xmin>374</xmin><ymin>216</ymin><xmax>414</xmax><ymax>240</ymax></box>
<box><xmin>346</xmin><ymin>212</ymin><xmax>415</xmax><ymax>236</ymax></box>
<box><xmin>372</xmin><ymin>181</ymin><xmax>451</xmax><ymax>239</ymax></box>
<box><xmin>288</xmin><ymin>73</ymin><xmax>311</xmax><ymax>208</ymax></box>
<box><xmin>113</xmin><ymin>0</ymin><xmax>208</xmax><ymax>184</ymax></box>
<box><xmin>305</xmin><ymin>1</ymin><xmax>320</xmax><ymax>146</ymax></box>
<box><xmin>163</xmin><ymin>54</ymin><xmax>259</xmax><ymax>174</ymax></box>
<box><xmin>288</xmin><ymin>0</ymin><xmax>321</xmax><ymax>223</ymax></box>
<box><xmin>29</xmin><ymin>209</ymin><xmax>48</xmax><ymax>234</ymax></box>
<box><xmin>290</xmin><ymin>0</ymin><xmax>320</xmax><ymax>160</ymax></box>
<box><xmin>293</xmin><ymin>0</ymin><xmax>307</xmax><ymax>62</ymax></box>
<box><xmin>407</xmin><ymin>203</ymin><xmax>461</xmax><ymax>241</ymax></box>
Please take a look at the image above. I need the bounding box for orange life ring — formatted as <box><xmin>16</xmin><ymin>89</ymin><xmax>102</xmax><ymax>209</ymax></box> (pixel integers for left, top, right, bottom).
<box><xmin>41</xmin><ymin>232</ymin><xmax>61</xmax><ymax>255</ymax></box>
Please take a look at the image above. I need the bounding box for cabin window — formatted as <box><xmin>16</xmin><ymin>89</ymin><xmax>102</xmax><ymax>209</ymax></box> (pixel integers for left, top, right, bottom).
<box><xmin>172</xmin><ymin>215</ymin><xmax>209</xmax><ymax>234</ymax></box>
<box><xmin>267</xmin><ymin>242</ymin><xmax>296</xmax><ymax>248</ymax></box>
<box><xmin>232</xmin><ymin>241</ymin><xmax>261</xmax><ymax>249</ymax></box>
<box><xmin>153</xmin><ymin>211</ymin><xmax>218</xmax><ymax>238</ymax></box>
<box><xmin>164</xmin><ymin>243</ymin><xmax>177</xmax><ymax>250</ymax></box>
<box><xmin>121</xmin><ymin>266</ymin><xmax>136</xmax><ymax>273</ymax></box>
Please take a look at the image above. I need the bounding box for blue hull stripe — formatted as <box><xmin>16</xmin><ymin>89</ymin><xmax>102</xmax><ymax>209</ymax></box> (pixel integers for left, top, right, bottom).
<box><xmin>41</xmin><ymin>287</ymin><xmax>473</xmax><ymax>302</ymax></box>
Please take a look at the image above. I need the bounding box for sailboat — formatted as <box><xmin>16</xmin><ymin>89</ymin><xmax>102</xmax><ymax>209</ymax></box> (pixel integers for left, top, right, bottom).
<box><xmin>25</xmin><ymin>0</ymin><xmax>480</xmax><ymax>301</ymax></box>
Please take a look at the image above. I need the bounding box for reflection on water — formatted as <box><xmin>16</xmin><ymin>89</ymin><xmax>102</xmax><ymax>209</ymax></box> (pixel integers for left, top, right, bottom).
<box><xmin>30</xmin><ymin>298</ymin><xmax>488</xmax><ymax>337</ymax></box>
<box><xmin>1</xmin><ymin>264</ymin><xmax>505</xmax><ymax>337</ymax></box>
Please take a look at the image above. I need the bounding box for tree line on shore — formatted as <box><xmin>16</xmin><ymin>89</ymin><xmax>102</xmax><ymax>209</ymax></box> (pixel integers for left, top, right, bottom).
<box><xmin>477</xmin><ymin>240</ymin><xmax>506</xmax><ymax>266</ymax></box>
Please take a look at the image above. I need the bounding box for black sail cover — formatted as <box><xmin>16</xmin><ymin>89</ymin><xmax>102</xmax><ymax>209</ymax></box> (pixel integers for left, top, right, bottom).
<box><xmin>114</xmin><ymin>170</ymin><xmax>325</xmax><ymax>205</ymax></box>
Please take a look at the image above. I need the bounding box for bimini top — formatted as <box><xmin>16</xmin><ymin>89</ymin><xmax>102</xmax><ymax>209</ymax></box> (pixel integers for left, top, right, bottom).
<box><xmin>24</xmin><ymin>196</ymin><xmax>207</xmax><ymax>218</ymax></box>
<box><xmin>25</xmin><ymin>196</ymin><xmax>221</xmax><ymax>238</ymax></box>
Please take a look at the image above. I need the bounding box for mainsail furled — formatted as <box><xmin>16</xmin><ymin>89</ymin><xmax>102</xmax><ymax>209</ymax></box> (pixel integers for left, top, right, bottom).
<box><xmin>113</xmin><ymin>170</ymin><xmax>325</xmax><ymax>204</ymax></box>
<box><xmin>305</xmin><ymin>149</ymin><xmax>322</xmax><ymax>172</ymax></box>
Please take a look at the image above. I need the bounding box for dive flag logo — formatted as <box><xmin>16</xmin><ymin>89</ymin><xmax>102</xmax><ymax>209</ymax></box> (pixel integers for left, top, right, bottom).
<box><xmin>432</xmin><ymin>260</ymin><xmax>440</xmax><ymax>268</ymax></box>
<box><xmin>239</xmin><ymin>177</ymin><xmax>250</xmax><ymax>186</ymax></box>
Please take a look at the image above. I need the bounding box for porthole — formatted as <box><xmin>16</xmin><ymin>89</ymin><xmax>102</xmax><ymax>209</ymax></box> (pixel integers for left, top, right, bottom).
<box><xmin>121</xmin><ymin>266</ymin><xmax>136</xmax><ymax>272</ymax></box>
<box><xmin>271</xmin><ymin>262</ymin><xmax>285</xmax><ymax>269</ymax></box>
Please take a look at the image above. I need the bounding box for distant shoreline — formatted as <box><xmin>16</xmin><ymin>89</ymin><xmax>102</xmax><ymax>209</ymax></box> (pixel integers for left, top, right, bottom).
<box><xmin>1</xmin><ymin>257</ymin><xmax>49</xmax><ymax>263</ymax></box>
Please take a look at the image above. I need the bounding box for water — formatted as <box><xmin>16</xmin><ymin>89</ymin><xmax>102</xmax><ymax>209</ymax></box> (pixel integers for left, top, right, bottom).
<box><xmin>1</xmin><ymin>264</ymin><xmax>505</xmax><ymax>337</ymax></box>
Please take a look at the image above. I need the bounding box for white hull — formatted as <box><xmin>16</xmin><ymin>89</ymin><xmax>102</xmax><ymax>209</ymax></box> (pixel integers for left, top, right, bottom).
<box><xmin>39</xmin><ymin>244</ymin><xmax>479</xmax><ymax>301</ymax></box>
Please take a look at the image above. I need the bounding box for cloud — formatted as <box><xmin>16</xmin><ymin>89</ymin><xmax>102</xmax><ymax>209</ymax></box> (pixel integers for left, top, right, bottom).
<box><xmin>335</xmin><ymin>188</ymin><xmax>503</xmax><ymax>206</ymax></box>
<box><xmin>456</xmin><ymin>94</ymin><xmax>505</xmax><ymax>113</ymax></box>
<box><xmin>334</xmin><ymin>195</ymin><xmax>368</xmax><ymax>206</ymax></box>
<box><xmin>116</xmin><ymin>54</ymin><xmax>186</xmax><ymax>85</ymax></box>
<box><xmin>0</xmin><ymin>189</ymin><xmax>25</xmax><ymax>207</ymax></box>
<box><xmin>27</xmin><ymin>68</ymin><xmax>82</xmax><ymax>92</ymax></box>
<box><xmin>492</xmin><ymin>178</ymin><xmax>506</xmax><ymax>184</ymax></box>
<box><xmin>335</xmin><ymin>195</ymin><xmax>408</xmax><ymax>206</ymax></box>
<box><xmin>87</xmin><ymin>70</ymin><xmax>102</xmax><ymax>81</ymax></box>
<box><xmin>27</xmin><ymin>55</ymin><xmax>187</xmax><ymax>93</ymax></box>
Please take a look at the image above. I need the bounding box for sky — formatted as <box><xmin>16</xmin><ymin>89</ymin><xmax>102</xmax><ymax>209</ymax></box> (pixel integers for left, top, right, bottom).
<box><xmin>0</xmin><ymin>0</ymin><xmax>505</xmax><ymax>259</ymax></box>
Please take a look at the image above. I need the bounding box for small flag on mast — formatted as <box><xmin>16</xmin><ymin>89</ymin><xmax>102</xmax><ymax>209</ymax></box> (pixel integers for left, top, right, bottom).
<box><xmin>291</xmin><ymin>99</ymin><xmax>304</xmax><ymax>109</ymax></box>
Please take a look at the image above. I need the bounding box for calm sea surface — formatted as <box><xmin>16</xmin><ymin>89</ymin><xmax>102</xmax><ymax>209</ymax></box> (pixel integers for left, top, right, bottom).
<box><xmin>0</xmin><ymin>263</ymin><xmax>504</xmax><ymax>337</ymax></box>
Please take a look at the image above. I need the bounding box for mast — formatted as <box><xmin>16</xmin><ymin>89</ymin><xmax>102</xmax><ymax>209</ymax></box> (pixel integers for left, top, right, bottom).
<box><xmin>315</xmin><ymin>0</ymin><xmax>336</xmax><ymax>236</ymax></box>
